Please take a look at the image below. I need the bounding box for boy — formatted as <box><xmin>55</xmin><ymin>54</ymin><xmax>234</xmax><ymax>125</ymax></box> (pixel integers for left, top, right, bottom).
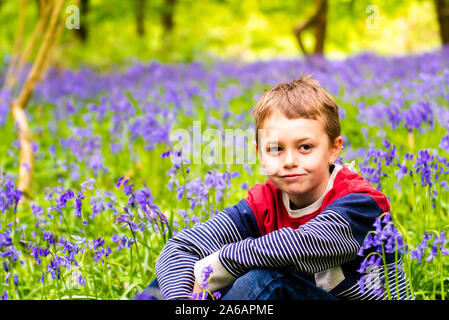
<box><xmin>154</xmin><ymin>74</ymin><xmax>411</xmax><ymax>300</ymax></box>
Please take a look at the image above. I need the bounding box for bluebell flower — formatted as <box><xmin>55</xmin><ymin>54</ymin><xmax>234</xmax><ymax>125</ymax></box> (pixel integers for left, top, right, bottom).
<box><xmin>93</xmin><ymin>237</ymin><xmax>105</xmax><ymax>249</ymax></box>
<box><xmin>160</xmin><ymin>150</ymin><xmax>170</xmax><ymax>158</ymax></box>
<box><xmin>73</xmin><ymin>272</ymin><xmax>85</xmax><ymax>286</ymax></box>
<box><xmin>439</xmin><ymin>133</ymin><xmax>449</xmax><ymax>153</ymax></box>
<box><xmin>74</xmin><ymin>191</ymin><xmax>84</xmax><ymax>218</ymax></box>
<box><xmin>43</xmin><ymin>231</ymin><xmax>57</xmax><ymax>246</ymax></box>
<box><xmin>80</xmin><ymin>178</ymin><xmax>96</xmax><ymax>192</ymax></box>
<box><xmin>212</xmin><ymin>291</ymin><xmax>222</xmax><ymax>299</ymax></box>
<box><xmin>134</xmin><ymin>289</ymin><xmax>159</xmax><ymax>300</ymax></box>
<box><xmin>0</xmin><ymin>232</ymin><xmax>12</xmax><ymax>247</ymax></box>
<box><xmin>201</xmin><ymin>265</ymin><xmax>214</xmax><ymax>288</ymax></box>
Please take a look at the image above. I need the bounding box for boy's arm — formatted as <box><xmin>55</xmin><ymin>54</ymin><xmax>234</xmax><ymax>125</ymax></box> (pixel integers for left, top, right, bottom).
<box><xmin>199</xmin><ymin>194</ymin><xmax>383</xmax><ymax>292</ymax></box>
<box><xmin>155</xmin><ymin>199</ymin><xmax>260</xmax><ymax>300</ymax></box>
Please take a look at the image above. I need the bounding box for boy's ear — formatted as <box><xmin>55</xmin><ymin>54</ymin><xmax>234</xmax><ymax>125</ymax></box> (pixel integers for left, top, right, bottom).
<box><xmin>329</xmin><ymin>136</ymin><xmax>343</xmax><ymax>164</ymax></box>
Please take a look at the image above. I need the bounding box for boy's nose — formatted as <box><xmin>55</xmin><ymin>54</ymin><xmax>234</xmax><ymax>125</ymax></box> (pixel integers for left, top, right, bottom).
<box><xmin>283</xmin><ymin>150</ymin><xmax>299</xmax><ymax>168</ymax></box>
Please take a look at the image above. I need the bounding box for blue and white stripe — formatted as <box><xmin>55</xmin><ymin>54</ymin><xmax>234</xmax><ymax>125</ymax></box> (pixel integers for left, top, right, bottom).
<box><xmin>155</xmin><ymin>211</ymin><xmax>242</xmax><ymax>299</ymax></box>
<box><xmin>218</xmin><ymin>210</ymin><xmax>360</xmax><ymax>277</ymax></box>
<box><xmin>155</xmin><ymin>203</ymin><xmax>412</xmax><ymax>300</ymax></box>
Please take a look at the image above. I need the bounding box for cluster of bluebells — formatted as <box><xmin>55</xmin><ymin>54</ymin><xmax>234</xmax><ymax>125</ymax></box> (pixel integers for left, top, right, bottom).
<box><xmin>359</xmin><ymin>139</ymin><xmax>397</xmax><ymax>191</ymax></box>
<box><xmin>358</xmin><ymin>139</ymin><xmax>449</xmax><ymax>205</ymax></box>
<box><xmin>111</xmin><ymin>233</ymin><xmax>134</xmax><ymax>251</ymax></box>
<box><xmin>0</xmin><ymin>172</ymin><xmax>22</xmax><ymax>214</ymax></box>
<box><xmin>410</xmin><ymin>230</ymin><xmax>449</xmax><ymax>264</ymax></box>
<box><xmin>162</xmin><ymin>149</ymin><xmax>241</xmax><ymax>228</ymax></box>
<box><xmin>0</xmin><ymin>173</ymin><xmax>23</xmax><ymax>301</ymax></box>
<box><xmin>115</xmin><ymin>176</ymin><xmax>169</xmax><ymax>237</ymax></box>
<box><xmin>356</xmin><ymin>212</ymin><xmax>405</xmax><ymax>298</ymax></box>
<box><xmin>133</xmin><ymin>287</ymin><xmax>161</xmax><ymax>300</ymax></box>
<box><xmin>1</xmin><ymin>230</ymin><xmax>21</xmax><ymax>299</ymax></box>
<box><xmin>190</xmin><ymin>265</ymin><xmax>222</xmax><ymax>300</ymax></box>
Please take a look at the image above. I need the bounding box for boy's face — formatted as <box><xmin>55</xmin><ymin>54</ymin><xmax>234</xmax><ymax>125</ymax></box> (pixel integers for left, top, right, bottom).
<box><xmin>256</xmin><ymin>111</ymin><xmax>343</xmax><ymax>209</ymax></box>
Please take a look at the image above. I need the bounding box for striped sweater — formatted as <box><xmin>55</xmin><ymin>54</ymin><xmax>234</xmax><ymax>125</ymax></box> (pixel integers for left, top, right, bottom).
<box><xmin>155</xmin><ymin>164</ymin><xmax>412</xmax><ymax>300</ymax></box>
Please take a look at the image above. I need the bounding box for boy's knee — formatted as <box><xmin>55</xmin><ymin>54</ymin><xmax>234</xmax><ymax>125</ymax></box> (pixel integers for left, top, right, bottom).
<box><xmin>233</xmin><ymin>269</ymin><xmax>284</xmax><ymax>288</ymax></box>
<box><xmin>222</xmin><ymin>269</ymin><xmax>286</xmax><ymax>300</ymax></box>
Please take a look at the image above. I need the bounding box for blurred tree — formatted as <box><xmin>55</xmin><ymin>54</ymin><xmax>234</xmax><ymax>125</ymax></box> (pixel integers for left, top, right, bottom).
<box><xmin>3</xmin><ymin>0</ymin><xmax>69</xmax><ymax>199</ymax></box>
<box><xmin>434</xmin><ymin>0</ymin><xmax>449</xmax><ymax>44</ymax></box>
<box><xmin>74</xmin><ymin>0</ymin><xmax>88</xmax><ymax>42</ymax></box>
<box><xmin>162</xmin><ymin>0</ymin><xmax>176</xmax><ymax>36</ymax></box>
<box><xmin>135</xmin><ymin>0</ymin><xmax>146</xmax><ymax>37</ymax></box>
<box><xmin>4</xmin><ymin>0</ymin><xmax>27</xmax><ymax>89</ymax></box>
<box><xmin>293</xmin><ymin>0</ymin><xmax>328</xmax><ymax>56</ymax></box>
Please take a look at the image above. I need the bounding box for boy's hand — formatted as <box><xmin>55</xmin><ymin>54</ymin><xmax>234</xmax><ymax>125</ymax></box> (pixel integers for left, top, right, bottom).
<box><xmin>192</xmin><ymin>280</ymin><xmax>203</xmax><ymax>294</ymax></box>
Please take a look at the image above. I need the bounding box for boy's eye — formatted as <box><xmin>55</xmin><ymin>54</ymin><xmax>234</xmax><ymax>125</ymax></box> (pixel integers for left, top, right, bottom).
<box><xmin>268</xmin><ymin>146</ymin><xmax>282</xmax><ymax>153</ymax></box>
<box><xmin>299</xmin><ymin>144</ymin><xmax>312</xmax><ymax>151</ymax></box>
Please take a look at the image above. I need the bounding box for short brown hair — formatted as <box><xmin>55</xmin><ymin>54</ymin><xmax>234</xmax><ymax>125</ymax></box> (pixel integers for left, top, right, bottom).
<box><xmin>251</xmin><ymin>74</ymin><xmax>340</xmax><ymax>146</ymax></box>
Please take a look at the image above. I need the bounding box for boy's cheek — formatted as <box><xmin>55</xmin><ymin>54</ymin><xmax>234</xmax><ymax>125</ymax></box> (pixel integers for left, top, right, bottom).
<box><xmin>261</xmin><ymin>158</ymin><xmax>281</xmax><ymax>176</ymax></box>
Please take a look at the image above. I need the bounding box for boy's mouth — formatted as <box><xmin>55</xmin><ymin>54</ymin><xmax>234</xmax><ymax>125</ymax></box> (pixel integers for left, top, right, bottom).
<box><xmin>281</xmin><ymin>174</ymin><xmax>305</xmax><ymax>181</ymax></box>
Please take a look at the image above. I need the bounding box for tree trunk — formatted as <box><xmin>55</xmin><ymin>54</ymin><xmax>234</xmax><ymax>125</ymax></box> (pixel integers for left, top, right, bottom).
<box><xmin>313</xmin><ymin>0</ymin><xmax>327</xmax><ymax>54</ymax></box>
<box><xmin>14</xmin><ymin>1</ymin><xmax>53</xmax><ymax>88</ymax></box>
<box><xmin>434</xmin><ymin>0</ymin><xmax>449</xmax><ymax>45</ymax></box>
<box><xmin>10</xmin><ymin>103</ymin><xmax>34</xmax><ymax>196</ymax></box>
<box><xmin>9</xmin><ymin>0</ymin><xmax>65</xmax><ymax>199</ymax></box>
<box><xmin>74</xmin><ymin>0</ymin><xmax>88</xmax><ymax>42</ymax></box>
<box><xmin>4</xmin><ymin>0</ymin><xmax>27</xmax><ymax>90</ymax></box>
<box><xmin>136</xmin><ymin>0</ymin><xmax>145</xmax><ymax>37</ymax></box>
<box><xmin>293</xmin><ymin>0</ymin><xmax>328</xmax><ymax>56</ymax></box>
<box><xmin>162</xmin><ymin>0</ymin><xmax>176</xmax><ymax>35</ymax></box>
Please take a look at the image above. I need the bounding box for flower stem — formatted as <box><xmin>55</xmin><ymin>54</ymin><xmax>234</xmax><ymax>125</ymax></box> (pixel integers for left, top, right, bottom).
<box><xmin>381</xmin><ymin>243</ymin><xmax>392</xmax><ymax>300</ymax></box>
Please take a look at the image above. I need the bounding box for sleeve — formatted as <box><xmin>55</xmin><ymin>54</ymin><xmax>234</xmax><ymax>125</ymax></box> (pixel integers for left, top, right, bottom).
<box><xmin>200</xmin><ymin>193</ymin><xmax>386</xmax><ymax>292</ymax></box>
<box><xmin>218</xmin><ymin>210</ymin><xmax>361</xmax><ymax>277</ymax></box>
<box><xmin>198</xmin><ymin>209</ymin><xmax>361</xmax><ymax>292</ymax></box>
<box><xmin>154</xmin><ymin>199</ymin><xmax>260</xmax><ymax>300</ymax></box>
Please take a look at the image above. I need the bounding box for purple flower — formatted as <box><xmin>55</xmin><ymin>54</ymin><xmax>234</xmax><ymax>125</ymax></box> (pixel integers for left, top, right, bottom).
<box><xmin>440</xmin><ymin>133</ymin><xmax>449</xmax><ymax>153</ymax></box>
<box><xmin>114</xmin><ymin>214</ymin><xmax>138</xmax><ymax>232</ymax></box>
<box><xmin>426</xmin><ymin>245</ymin><xmax>438</xmax><ymax>262</ymax></box>
<box><xmin>74</xmin><ymin>272</ymin><xmax>85</xmax><ymax>286</ymax></box>
<box><xmin>116</xmin><ymin>177</ymin><xmax>126</xmax><ymax>188</ymax></box>
<box><xmin>201</xmin><ymin>265</ymin><xmax>214</xmax><ymax>288</ymax></box>
<box><xmin>0</xmin><ymin>232</ymin><xmax>12</xmax><ymax>247</ymax></box>
<box><xmin>57</xmin><ymin>189</ymin><xmax>75</xmax><ymax>209</ymax></box>
<box><xmin>43</xmin><ymin>231</ymin><xmax>57</xmax><ymax>246</ymax></box>
<box><xmin>74</xmin><ymin>191</ymin><xmax>84</xmax><ymax>218</ymax></box>
<box><xmin>160</xmin><ymin>150</ymin><xmax>170</xmax><ymax>158</ymax></box>
<box><xmin>123</xmin><ymin>183</ymin><xmax>134</xmax><ymax>196</ymax></box>
<box><xmin>80</xmin><ymin>178</ymin><xmax>96</xmax><ymax>192</ymax></box>
<box><xmin>93</xmin><ymin>237</ymin><xmax>105</xmax><ymax>249</ymax></box>
<box><xmin>410</xmin><ymin>232</ymin><xmax>433</xmax><ymax>264</ymax></box>
<box><xmin>134</xmin><ymin>288</ymin><xmax>160</xmax><ymax>300</ymax></box>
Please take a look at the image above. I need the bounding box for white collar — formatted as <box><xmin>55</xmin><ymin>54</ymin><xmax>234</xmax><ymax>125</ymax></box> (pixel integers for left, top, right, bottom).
<box><xmin>282</xmin><ymin>164</ymin><xmax>342</xmax><ymax>218</ymax></box>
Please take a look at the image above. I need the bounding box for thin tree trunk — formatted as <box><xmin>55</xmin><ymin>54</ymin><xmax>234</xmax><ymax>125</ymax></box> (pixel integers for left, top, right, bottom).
<box><xmin>162</xmin><ymin>0</ymin><xmax>176</xmax><ymax>36</ymax></box>
<box><xmin>14</xmin><ymin>1</ymin><xmax>53</xmax><ymax>88</ymax></box>
<box><xmin>74</xmin><ymin>0</ymin><xmax>88</xmax><ymax>42</ymax></box>
<box><xmin>10</xmin><ymin>0</ymin><xmax>65</xmax><ymax>199</ymax></box>
<box><xmin>434</xmin><ymin>0</ymin><xmax>449</xmax><ymax>45</ymax></box>
<box><xmin>4</xmin><ymin>0</ymin><xmax>27</xmax><ymax>90</ymax></box>
<box><xmin>136</xmin><ymin>0</ymin><xmax>145</xmax><ymax>37</ymax></box>
<box><xmin>293</xmin><ymin>0</ymin><xmax>328</xmax><ymax>56</ymax></box>
<box><xmin>313</xmin><ymin>0</ymin><xmax>327</xmax><ymax>54</ymax></box>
